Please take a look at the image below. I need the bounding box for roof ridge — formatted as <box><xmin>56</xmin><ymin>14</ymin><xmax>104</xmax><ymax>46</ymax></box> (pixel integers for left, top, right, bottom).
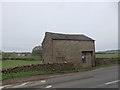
<box><xmin>46</xmin><ymin>32</ymin><xmax>94</xmax><ymax>41</ymax></box>
<box><xmin>46</xmin><ymin>32</ymin><xmax>84</xmax><ymax>36</ymax></box>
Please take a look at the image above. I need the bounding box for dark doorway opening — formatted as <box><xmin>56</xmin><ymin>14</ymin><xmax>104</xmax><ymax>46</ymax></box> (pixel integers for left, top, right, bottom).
<box><xmin>82</xmin><ymin>51</ymin><xmax>93</xmax><ymax>63</ymax></box>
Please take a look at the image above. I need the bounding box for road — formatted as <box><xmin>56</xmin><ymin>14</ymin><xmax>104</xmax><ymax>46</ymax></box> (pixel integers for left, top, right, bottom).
<box><xmin>2</xmin><ymin>65</ymin><xmax>119</xmax><ymax>89</ymax></box>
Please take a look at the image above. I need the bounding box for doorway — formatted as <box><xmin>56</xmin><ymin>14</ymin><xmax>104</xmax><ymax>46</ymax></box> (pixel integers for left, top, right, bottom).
<box><xmin>82</xmin><ymin>51</ymin><xmax>93</xmax><ymax>67</ymax></box>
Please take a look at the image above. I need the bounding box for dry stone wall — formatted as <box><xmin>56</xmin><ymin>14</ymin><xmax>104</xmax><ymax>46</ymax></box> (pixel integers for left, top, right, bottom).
<box><xmin>1</xmin><ymin>58</ymin><xmax>119</xmax><ymax>74</ymax></box>
<box><xmin>95</xmin><ymin>58</ymin><xmax>119</xmax><ymax>65</ymax></box>
<box><xmin>2</xmin><ymin>63</ymin><xmax>75</xmax><ymax>74</ymax></box>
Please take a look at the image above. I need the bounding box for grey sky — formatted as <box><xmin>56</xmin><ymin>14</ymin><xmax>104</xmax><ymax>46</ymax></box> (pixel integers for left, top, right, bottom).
<box><xmin>1</xmin><ymin>2</ymin><xmax>118</xmax><ymax>52</ymax></box>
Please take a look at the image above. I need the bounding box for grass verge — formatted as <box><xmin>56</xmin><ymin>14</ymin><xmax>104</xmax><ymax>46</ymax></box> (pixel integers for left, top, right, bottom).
<box><xmin>1</xmin><ymin>61</ymin><xmax>119</xmax><ymax>80</ymax></box>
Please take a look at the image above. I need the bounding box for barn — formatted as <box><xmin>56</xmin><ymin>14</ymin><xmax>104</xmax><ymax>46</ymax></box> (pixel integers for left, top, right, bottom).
<box><xmin>42</xmin><ymin>32</ymin><xmax>95</xmax><ymax>68</ymax></box>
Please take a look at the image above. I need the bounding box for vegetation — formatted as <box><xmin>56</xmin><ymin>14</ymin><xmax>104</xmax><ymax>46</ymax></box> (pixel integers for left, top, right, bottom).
<box><xmin>2</xmin><ymin>56</ymin><xmax>42</xmax><ymax>61</ymax></box>
<box><xmin>31</xmin><ymin>46</ymin><xmax>42</xmax><ymax>58</ymax></box>
<box><xmin>1</xmin><ymin>55</ymin><xmax>43</xmax><ymax>69</ymax></box>
<box><xmin>1</xmin><ymin>61</ymin><xmax>119</xmax><ymax>80</ymax></box>
<box><xmin>2</xmin><ymin>60</ymin><xmax>42</xmax><ymax>69</ymax></box>
<box><xmin>2</xmin><ymin>71</ymin><xmax>55</xmax><ymax>80</ymax></box>
<box><xmin>95</xmin><ymin>53</ymin><xmax>119</xmax><ymax>58</ymax></box>
<box><xmin>2</xmin><ymin>52</ymin><xmax>11</xmax><ymax>57</ymax></box>
<box><xmin>1</xmin><ymin>52</ymin><xmax>119</xmax><ymax>80</ymax></box>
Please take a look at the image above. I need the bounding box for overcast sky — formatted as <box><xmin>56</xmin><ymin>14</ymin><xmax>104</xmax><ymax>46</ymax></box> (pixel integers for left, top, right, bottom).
<box><xmin>0</xmin><ymin>2</ymin><xmax>118</xmax><ymax>52</ymax></box>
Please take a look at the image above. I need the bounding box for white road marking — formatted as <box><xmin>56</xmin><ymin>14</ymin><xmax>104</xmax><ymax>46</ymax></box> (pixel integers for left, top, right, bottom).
<box><xmin>0</xmin><ymin>86</ymin><xmax>4</xmax><ymax>89</ymax></box>
<box><xmin>41</xmin><ymin>80</ymin><xmax>46</xmax><ymax>83</ymax></box>
<box><xmin>13</xmin><ymin>82</ymin><xmax>30</xmax><ymax>88</ymax></box>
<box><xmin>45</xmin><ymin>85</ymin><xmax>52</xmax><ymax>88</ymax></box>
<box><xmin>92</xmin><ymin>68</ymin><xmax>103</xmax><ymax>71</ymax></box>
<box><xmin>0</xmin><ymin>85</ymin><xmax>12</xmax><ymax>89</ymax></box>
<box><xmin>105</xmin><ymin>80</ymin><xmax>120</xmax><ymax>85</ymax></box>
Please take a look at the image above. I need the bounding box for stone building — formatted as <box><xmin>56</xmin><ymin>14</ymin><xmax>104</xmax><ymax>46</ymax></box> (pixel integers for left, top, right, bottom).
<box><xmin>42</xmin><ymin>32</ymin><xmax>95</xmax><ymax>68</ymax></box>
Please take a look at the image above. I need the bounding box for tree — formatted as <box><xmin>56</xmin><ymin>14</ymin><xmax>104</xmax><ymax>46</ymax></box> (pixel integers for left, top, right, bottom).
<box><xmin>2</xmin><ymin>52</ymin><xmax>11</xmax><ymax>57</ymax></box>
<box><xmin>32</xmin><ymin>46</ymin><xmax>42</xmax><ymax>57</ymax></box>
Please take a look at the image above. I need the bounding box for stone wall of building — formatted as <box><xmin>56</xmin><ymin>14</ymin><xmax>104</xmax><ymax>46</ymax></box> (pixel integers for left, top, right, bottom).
<box><xmin>52</xmin><ymin>40</ymin><xmax>95</xmax><ymax>68</ymax></box>
<box><xmin>42</xmin><ymin>32</ymin><xmax>53</xmax><ymax>63</ymax></box>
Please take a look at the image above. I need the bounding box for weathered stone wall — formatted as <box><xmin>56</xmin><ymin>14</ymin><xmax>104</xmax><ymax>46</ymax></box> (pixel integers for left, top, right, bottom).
<box><xmin>2</xmin><ymin>63</ymin><xmax>75</xmax><ymax>74</ymax></box>
<box><xmin>95</xmin><ymin>58</ymin><xmax>119</xmax><ymax>65</ymax></box>
<box><xmin>53</xmin><ymin>40</ymin><xmax>95</xmax><ymax>68</ymax></box>
<box><xmin>2</xmin><ymin>58</ymin><xmax>119</xmax><ymax>74</ymax></box>
<box><xmin>42</xmin><ymin>32</ymin><xmax>53</xmax><ymax>63</ymax></box>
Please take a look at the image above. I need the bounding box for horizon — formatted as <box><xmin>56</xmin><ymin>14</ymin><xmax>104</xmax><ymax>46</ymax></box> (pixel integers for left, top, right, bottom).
<box><xmin>1</xmin><ymin>2</ymin><xmax>118</xmax><ymax>52</ymax></box>
<box><xmin>1</xmin><ymin>49</ymin><xmax>119</xmax><ymax>53</ymax></box>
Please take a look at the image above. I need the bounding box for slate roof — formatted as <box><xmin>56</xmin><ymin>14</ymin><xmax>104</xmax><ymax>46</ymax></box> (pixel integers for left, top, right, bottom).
<box><xmin>46</xmin><ymin>32</ymin><xmax>94</xmax><ymax>41</ymax></box>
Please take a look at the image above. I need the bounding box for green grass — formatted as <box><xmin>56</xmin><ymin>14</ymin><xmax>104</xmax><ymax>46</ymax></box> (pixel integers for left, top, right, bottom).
<box><xmin>95</xmin><ymin>53</ymin><xmax>119</xmax><ymax>58</ymax></box>
<box><xmin>2</xmin><ymin>71</ymin><xmax>55</xmax><ymax>80</ymax></box>
<box><xmin>14</xmin><ymin>56</ymin><xmax>42</xmax><ymax>61</ymax></box>
<box><xmin>1</xmin><ymin>55</ymin><xmax>43</xmax><ymax>69</ymax></box>
<box><xmin>58</xmin><ymin>62</ymin><xmax>119</xmax><ymax>73</ymax></box>
<box><xmin>2</xmin><ymin>60</ymin><xmax>42</xmax><ymax>69</ymax></box>
<box><xmin>1</xmin><ymin>61</ymin><xmax>119</xmax><ymax>80</ymax></box>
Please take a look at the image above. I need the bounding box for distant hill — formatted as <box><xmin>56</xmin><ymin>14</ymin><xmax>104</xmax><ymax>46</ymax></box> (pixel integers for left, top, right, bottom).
<box><xmin>96</xmin><ymin>49</ymin><xmax>120</xmax><ymax>53</ymax></box>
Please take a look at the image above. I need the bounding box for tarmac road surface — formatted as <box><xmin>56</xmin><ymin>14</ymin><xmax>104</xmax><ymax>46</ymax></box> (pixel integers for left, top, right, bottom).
<box><xmin>2</xmin><ymin>65</ymin><xmax>119</xmax><ymax>89</ymax></box>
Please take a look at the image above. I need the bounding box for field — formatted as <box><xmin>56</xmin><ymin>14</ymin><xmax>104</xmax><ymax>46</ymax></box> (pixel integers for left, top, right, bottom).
<box><xmin>1</xmin><ymin>53</ymin><xmax>119</xmax><ymax>69</ymax></box>
<box><xmin>1</xmin><ymin>56</ymin><xmax>43</xmax><ymax>69</ymax></box>
<box><xmin>95</xmin><ymin>53</ymin><xmax>119</xmax><ymax>58</ymax></box>
<box><xmin>2</xmin><ymin>60</ymin><xmax>42</xmax><ymax>69</ymax></box>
